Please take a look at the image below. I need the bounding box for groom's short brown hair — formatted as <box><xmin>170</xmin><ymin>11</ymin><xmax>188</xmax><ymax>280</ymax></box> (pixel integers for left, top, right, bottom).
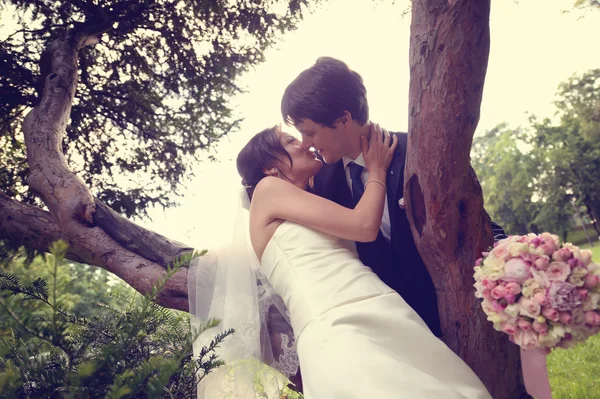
<box><xmin>281</xmin><ymin>57</ymin><xmax>369</xmax><ymax>128</ymax></box>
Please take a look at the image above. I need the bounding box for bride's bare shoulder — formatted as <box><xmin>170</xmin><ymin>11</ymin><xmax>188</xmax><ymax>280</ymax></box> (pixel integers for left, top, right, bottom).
<box><xmin>253</xmin><ymin>176</ymin><xmax>296</xmax><ymax>201</ymax></box>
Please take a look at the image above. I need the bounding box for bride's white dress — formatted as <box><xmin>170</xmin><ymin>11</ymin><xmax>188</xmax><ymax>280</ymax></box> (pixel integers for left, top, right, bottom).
<box><xmin>260</xmin><ymin>221</ymin><xmax>492</xmax><ymax>399</ymax></box>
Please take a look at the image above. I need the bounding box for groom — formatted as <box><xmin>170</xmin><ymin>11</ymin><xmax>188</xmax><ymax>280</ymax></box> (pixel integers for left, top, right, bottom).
<box><xmin>281</xmin><ymin>57</ymin><xmax>506</xmax><ymax>337</ymax></box>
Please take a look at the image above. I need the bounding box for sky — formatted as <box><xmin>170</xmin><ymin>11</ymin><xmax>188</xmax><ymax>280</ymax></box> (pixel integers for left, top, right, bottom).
<box><xmin>139</xmin><ymin>0</ymin><xmax>600</xmax><ymax>248</ymax></box>
<box><xmin>2</xmin><ymin>0</ymin><xmax>600</xmax><ymax>249</ymax></box>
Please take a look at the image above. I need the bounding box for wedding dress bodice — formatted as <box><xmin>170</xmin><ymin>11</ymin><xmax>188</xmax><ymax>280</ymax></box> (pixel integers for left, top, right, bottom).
<box><xmin>259</xmin><ymin>221</ymin><xmax>492</xmax><ymax>399</ymax></box>
<box><xmin>260</xmin><ymin>221</ymin><xmax>394</xmax><ymax>337</ymax></box>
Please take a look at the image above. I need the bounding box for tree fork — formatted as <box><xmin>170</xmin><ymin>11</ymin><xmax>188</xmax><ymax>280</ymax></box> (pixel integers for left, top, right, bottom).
<box><xmin>16</xmin><ymin>28</ymin><xmax>190</xmax><ymax>311</ymax></box>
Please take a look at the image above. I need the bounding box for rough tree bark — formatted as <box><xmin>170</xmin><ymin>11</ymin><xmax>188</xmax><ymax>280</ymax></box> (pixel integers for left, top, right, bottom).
<box><xmin>405</xmin><ymin>1</ymin><xmax>526</xmax><ymax>398</ymax></box>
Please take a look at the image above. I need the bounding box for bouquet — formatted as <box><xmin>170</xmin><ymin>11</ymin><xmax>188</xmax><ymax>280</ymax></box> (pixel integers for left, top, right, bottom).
<box><xmin>474</xmin><ymin>233</ymin><xmax>600</xmax><ymax>351</ymax></box>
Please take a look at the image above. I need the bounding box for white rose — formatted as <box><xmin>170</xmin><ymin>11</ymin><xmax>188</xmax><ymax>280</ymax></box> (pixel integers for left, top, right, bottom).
<box><xmin>509</xmin><ymin>243</ymin><xmax>530</xmax><ymax>257</ymax></box>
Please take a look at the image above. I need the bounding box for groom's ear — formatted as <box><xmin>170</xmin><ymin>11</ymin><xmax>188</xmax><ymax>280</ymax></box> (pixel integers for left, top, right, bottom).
<box><xmin>336</xmin><ymin>111</ymin><xmax>352</xmax><ymax>129</ymax></box>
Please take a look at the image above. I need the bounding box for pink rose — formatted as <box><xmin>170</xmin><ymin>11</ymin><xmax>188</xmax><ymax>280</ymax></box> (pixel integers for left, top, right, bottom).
<box><xmin>578</xmin><ymin>289</ymin><xmax>589</xmax><ymax>301</ymax></box>
<box><xmin>475</xmin><ymin>258</ymin><xmax>482</xmax><ymax>266</ymax></box>
<box><xmin>504</xmin><ymin>258</ymin><xmax>531</xmax><ymax>284</ymax></box>
<box><xmin>482</xmin><ymin>278</ymin><xmax>498</xmax><ymax>290</ymax></box>
<box><xmin>559</xmin><ymin>311</ymin><xmax>573</xmax><ymax>325</ymax></box>
<box><xmin>492</xmin><ymin>245</ymin><xmax>510</xmax><ymax>260</ymax></box>
<box><xmin>534</xmin><ymin>257</ymin><xmax>550</xmax><ymax>271</ymax></box>
<box><xmin>568</xmin><ymin>258</ymin><xmax>582</xmax><ymax>268</ymax></box>
<box><xmin>491</xmin><ymin>285</ymin><xmax>508</xmax><ymax>300</ymax></box>
<box><xmin>518</xmin><ymin>297</ymin><xmax>541</xmax><ymax>318</ymax></box>
<box><xmin>532</xmin><ymin>320</ymin><xmax>548</xmax><ymax>334</ymax></box>
<box><xmin>504</xmin><ymin>294</ymin><xmax>516</xmax><ymax>304</ymax></box>
<box><xmin>492</xmin><ymin>300</ymin><xmax>506</xmax><ymax>313</ymax></box>
<box><xmin>518</xmin><ymin>318</ymin><xmax>533</xmax><ymax>331</ymax></box>
<box><xmin>482</xmin><ymin>290</ymin><xmax>493</xmax><ymax>301</ymax></box>
<box><xmin>538</xmin><ymin>244</ymin><xmax>555</xmax><ymax>257</ymax></box>
<box><xmin>502</xmin><ymin>320</ymin><xmax>518</xmax><ymax>335</ymax></box>
<box><xmin>553</xmin><ymin>248</ymin><xmax>573</xmax><ymax>262</ymax></box>
<box><xmin>542</xmin><ymin>307</ymin><xmax>560</xmax><ymax>322</ymax></box>
<box><xmin>584</xmin><ymin>311</ymin><xmax>600</xmax><ymax>326</ymax></box>
<box><xmin>533</xmin><ymin>291</ymin><xmax>549</xmax><ymax>307</ymax></box>
<box><xmin>547</xmin><ymin>262</ymin><xmax>571</xmax><ymax>282</ymax></box>
<box><xmin>514</xmin><ymin>329</ymin><xmax>539</xmax><ymax>350</ymax></box>
<box><xmin>505</xmin><ymin>282</ymin><xmax>522</xmax><ymax>295</ymax></box>
<box><xmin>584</xmin><ymin>274</ymin><xmax>599</xmax><ymax>289</ymax></box>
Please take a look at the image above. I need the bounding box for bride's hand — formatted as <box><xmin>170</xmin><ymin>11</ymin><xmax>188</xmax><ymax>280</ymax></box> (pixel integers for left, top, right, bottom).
<box><xmin>362</xmin><ymin>123</ymin><xmax>398</xmax><ymax>178</ymax></box>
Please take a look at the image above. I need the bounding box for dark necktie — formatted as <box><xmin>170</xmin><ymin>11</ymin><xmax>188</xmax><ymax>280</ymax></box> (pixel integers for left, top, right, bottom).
<box><xmin>348</xmin><ymin>162</ymin><xmax>364</xmax><ymax>208</ymax></box>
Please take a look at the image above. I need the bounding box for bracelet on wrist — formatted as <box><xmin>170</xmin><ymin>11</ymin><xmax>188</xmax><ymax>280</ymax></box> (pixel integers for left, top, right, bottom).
<box><xmin>365</xmin><ymin>179</ymin><xmax>386</xmax><ymax>190</ymax></box>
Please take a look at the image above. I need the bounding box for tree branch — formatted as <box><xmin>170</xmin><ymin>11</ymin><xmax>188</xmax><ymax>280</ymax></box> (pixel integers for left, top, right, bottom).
<box><xmin>0</xmin><ymin>191</ymin><xmax>189</xmax><ymax>311</ymax></box>
<box><xmin>93</xmin><ymin>198</ymin><xmax>194</xmax><ymax>268</ymax></box>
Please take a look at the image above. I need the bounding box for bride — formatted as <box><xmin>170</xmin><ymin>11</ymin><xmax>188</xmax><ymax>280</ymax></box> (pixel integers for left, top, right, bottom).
<box><xmin>190</xmin><ymin>124</ymin><xmax>492</xmax><ymax>398</ymax></box>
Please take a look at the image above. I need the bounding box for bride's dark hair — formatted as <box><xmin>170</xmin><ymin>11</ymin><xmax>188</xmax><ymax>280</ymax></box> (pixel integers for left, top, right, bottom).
<box><xmin>236</xmin><ymin>125</ymin><xmax>292</xmax><ymax>200</ymax></box>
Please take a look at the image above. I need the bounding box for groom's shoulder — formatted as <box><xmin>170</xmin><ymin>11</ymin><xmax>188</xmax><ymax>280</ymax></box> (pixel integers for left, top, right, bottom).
<box><xmin>391</xmin><ymin>131</ymin><xmax>408</xmax><ymax>157</ymax></box>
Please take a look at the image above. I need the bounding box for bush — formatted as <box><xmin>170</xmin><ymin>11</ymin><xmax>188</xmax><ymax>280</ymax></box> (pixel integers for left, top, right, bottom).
<box><xmin>0</xmin><ymin>241</ymin><xmax>232</xmax><ymax>398</ymax></box>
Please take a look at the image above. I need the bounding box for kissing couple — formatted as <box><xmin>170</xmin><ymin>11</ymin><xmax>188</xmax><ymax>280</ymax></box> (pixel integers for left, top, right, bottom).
<box><xmin>189</xmin><ymin>57</ymin><xmax>504</xmax><ymax>398</ymax></box>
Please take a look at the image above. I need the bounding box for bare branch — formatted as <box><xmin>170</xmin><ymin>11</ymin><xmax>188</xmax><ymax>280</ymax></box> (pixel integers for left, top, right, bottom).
<box><xmin>93</xmin><ymin>198</ymin><xmax>194</xmax><ymax>268</ymax></box>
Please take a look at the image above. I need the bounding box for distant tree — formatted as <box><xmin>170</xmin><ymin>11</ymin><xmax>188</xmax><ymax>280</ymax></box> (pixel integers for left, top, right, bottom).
<box><xmin>471</xmin><ymin>124</ymin><xmax>541</xmax><ymax>236</ymax></box>
<box><xmin>555</xmin><ymin>69</ymin><xmax>600</xmax><ymax>142</ymax></box>
<box><xmin>530</xmin><ymin>114</ymin><xmax>600</xmax><ymax>237</ymax></box>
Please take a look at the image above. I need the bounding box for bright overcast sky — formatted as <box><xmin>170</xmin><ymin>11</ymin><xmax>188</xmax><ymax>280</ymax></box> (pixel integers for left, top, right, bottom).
<box><xmin>3</xmin><ymin>0</ymin><xmax>600</xmax><ymax>249</ymax></box>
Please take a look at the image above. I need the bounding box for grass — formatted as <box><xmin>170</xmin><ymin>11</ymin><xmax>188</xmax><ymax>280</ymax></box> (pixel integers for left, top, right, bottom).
<box><xmin>546</xmin><ymin>239</ymin><xmax>600</xmax><ymax>399</ymax></box>
<box><xmin>566</xmin><ymin>227</ymin><xmax>599</xmax><ymax>247</ymax></box>
<box><xmin>547</xmin><ymin>335</ymin><xmax>600</xmax><ymax>398</ymax></box>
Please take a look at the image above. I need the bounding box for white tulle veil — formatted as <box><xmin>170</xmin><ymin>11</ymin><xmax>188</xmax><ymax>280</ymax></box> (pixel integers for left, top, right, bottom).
<box><xmin>188</xmin><ymin>187</ymin><xmax>299</xmax><ymax>398</ymax></box>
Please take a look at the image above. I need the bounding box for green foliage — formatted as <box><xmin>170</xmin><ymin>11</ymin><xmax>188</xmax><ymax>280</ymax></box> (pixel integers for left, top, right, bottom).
<box><xmin>555</xmin><ymin>69</ymin><xmax>600</xmax><ymax>141</ymax></box>
<box><xmin>0</xmin><ymin>241</ymin><xmax>233</xmax><ymax>398</ymax></box>
<box><xmin>472</xmin><ymin>123</ymin><xmax>541</xmax><ymax>235</ymax></box>
<box><xmin>0</xmin><ymin>0</ymin><xmax>311</xmax><ymax>217</ymax></box>
<box><xmin>473</xmin><ymin>69</ymin><xmax>600</xmax><ymax>239</ymax></box>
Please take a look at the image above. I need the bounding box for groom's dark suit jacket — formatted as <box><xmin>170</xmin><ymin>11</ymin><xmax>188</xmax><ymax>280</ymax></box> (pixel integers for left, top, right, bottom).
<box><xmin>312</xmin><ymin>132</ymin><xmax>506</xmax><ymax>337</ymax></box>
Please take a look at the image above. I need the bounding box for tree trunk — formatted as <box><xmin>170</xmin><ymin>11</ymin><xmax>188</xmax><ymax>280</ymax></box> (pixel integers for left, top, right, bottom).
<box><xmin>583</xmin><ymin>196</ymin><xmax>600</xmax><ymax>238</ymax></box>
<box><xmin>3</xmin><ymin>27</ymin><xmax>190</xmax><ymax>311</ymax></box>
<box><xmin>405</xmin><ymin>1</ymin><xmax>525</xmax><ymax>398</ymax></box>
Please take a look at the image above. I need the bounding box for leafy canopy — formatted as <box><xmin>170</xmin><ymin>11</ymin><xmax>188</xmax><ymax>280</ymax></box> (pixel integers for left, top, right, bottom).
<box><xmin>0</xmin><ymin>0</ymin><xmax>309</xmax><ymax>217</ymax></box>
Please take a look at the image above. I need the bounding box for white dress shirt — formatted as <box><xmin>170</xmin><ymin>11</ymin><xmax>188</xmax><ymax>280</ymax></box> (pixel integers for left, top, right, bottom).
<box><xmin>342</xmin><ymin>153</ymin><xmax>391</xmax><ymax>241</ymax></box>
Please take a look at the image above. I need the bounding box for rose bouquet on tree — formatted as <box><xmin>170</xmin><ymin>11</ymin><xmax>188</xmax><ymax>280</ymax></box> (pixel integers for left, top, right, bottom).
<box><xmin>474</xmin><ymin>233</ymin><xmax>600</xmax><ymax>351</ymax></box>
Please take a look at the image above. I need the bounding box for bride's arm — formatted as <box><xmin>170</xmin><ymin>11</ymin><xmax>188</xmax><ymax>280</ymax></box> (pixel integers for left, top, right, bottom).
<box><xmin>252</xmin><ymin>129</ymin><xmax>397</xmax><ymax>243</ymax></box>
